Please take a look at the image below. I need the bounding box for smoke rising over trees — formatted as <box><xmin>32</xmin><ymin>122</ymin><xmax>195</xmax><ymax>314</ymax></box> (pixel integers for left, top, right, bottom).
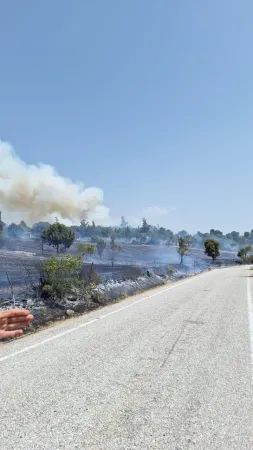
<box><xmin>1</xmin><ymin>142</ymin><xmax>253</xmax><ymax>255</ymax></box>
<box><xmin>2</xmin><ymin>195</ymin><xmax>253</xmax><ymax>262</ymax></box>
<box><xmin>0</xmin><ymin>141</ymin><xmax>109</xmax><ymax>225</ymax></box>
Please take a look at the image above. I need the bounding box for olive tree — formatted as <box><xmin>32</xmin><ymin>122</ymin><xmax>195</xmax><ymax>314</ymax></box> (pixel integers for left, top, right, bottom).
<box><xmin>204</xmin><ymin>239</ymin><xmax>220</xmax><ymax>262</ymax></box>
<box><xmin>42</xmin><ymin>222</ymin><xmax>75</xmax><ymax>254</ymax></box>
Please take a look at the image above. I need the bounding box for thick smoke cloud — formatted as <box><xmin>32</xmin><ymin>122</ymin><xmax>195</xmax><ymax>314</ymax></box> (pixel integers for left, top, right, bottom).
<box><xmin>0</xmin><ymin>141</ymin><xmax>109</xmax><ymax>225</ymax></box>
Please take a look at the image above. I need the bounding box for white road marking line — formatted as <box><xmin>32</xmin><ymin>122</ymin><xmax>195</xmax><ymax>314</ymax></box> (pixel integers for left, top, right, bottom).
<box><xmin>0</xmin><ymin>274</ymin><xmax>200</xmax><ymax>364</ymax></box>
<box><xmin>246</xmin><ymin>276</ymin><xmax>253</xmax><ymax>383</ymax></box>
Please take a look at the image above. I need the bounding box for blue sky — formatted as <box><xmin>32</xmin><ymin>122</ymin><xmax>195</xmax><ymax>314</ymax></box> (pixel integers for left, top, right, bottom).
<box><xmin>1</xmin><ymin>0</ymin><xmax>253</xmax><ymax>233</ymax></box>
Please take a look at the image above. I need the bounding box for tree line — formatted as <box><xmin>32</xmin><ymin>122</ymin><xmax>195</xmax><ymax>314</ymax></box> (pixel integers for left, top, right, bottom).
<box><xmin>2</xmin><ymin>215</ymin><xmax>253</xmax><ymax>249</ymax></box>
<box><xmin>2</xmin><ymin>214</ymin><xmax>253</xmax><ymax>264</ymax></box>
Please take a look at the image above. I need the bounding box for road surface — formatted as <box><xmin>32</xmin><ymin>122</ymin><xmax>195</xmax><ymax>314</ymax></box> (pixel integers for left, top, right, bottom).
<box><xmin>0</xmin><ymin>266</ymin><xmax>253</xmax><ymax>449</ymax></box>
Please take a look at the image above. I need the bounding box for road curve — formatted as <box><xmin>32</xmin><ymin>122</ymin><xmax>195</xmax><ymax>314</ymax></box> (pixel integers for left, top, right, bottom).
<box><xmin>0</xmin><ymin>266</ymin><xmax>253</xmax><ymax>449</ymax></box>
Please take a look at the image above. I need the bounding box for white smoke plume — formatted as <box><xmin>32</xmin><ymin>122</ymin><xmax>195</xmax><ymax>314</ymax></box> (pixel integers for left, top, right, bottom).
<box><xmin>0</xmin><ymin>141</ymin><xmax>109</xmax><ymax>225</ymax></box>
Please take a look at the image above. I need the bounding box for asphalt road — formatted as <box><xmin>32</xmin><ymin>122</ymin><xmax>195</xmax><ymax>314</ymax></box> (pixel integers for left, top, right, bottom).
<box><xmin>0</xmin><ymin>266</ymin><xmax>253</xmax><ymax>449</ymax></box>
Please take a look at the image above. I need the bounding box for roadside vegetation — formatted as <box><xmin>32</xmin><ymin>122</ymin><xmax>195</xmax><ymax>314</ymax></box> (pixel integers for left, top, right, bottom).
<box><xmin>40</xmin><ymin>254</ymin><xmax>84</xmax><ymax>300</ymax></box>
<box><xmin>237</xmin><ymin>245</ymin><xmax>253</xmax><ymax>263</ymax></box>
<box><xmin>2</xmin><ymin>213</ymin><xmax>247</xmax><ymax>335</ymax></box>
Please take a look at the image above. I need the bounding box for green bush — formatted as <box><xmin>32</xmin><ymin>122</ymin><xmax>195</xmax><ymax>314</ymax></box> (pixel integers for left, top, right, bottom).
<box><xmin>40</xmin><ymin>255</ymin><xmax>83</xmax><ymax>300</ymax></box>
<box><xmin>41</xmin><ymin>284</ymin><xmax>53</xmax><ymax>299</ymax></box>
<box><xmin>42</xmin><ymin>255</ymin><xmax>83</xmax><ymax>281</ymax></box>
<box><xmin>167</xmin><ymin>266</ymin><xmax>175</xmax><ymax>275</ymax></box>
<box><xmin>77</xmin><ymin>242</ymin><xmax>96</xmax><ymax>256</ymax></box>
<box><xmin>90</xmin><ymin>291</ymin><xmax>107</xmax><ymax>304</ymax></box>
<box><xmin>243</xmin><ymin>255</ymin><xmax>253</xmax><ymax>264</ymax></box>
<box><xmin>238</xmin><ymin>245</ymin><xmax>252</xmax><ymax>261</ymax></box>
<box><xmin>41</xmin><ymin>279</ymin><xmax>74</xmax><ymax>300</ymax></box>
<box><xmin>117</xmin><ymin>291</ymin><xmax>128</xmax><ymax>300</ymax></box>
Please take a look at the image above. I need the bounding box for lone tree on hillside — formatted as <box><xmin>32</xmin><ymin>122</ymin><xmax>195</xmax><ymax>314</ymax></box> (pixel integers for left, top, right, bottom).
<box><xmin>204</xmin><ymin>239</ymin><xmax>220</xmax><ymax>262</ymax></box>
<box><xmin>42</xmin><ymin>222</ymin><xmax>75</xmax><ymax>254</ymax></box>
<box><xmin>177</xmin><ymin>237</ymin><xmax>189</xmax><ymax>264</ymax></box>
<box><xmin>108</xmin><ymin>236</ymin><xmax>122</xmax><ymax>267</ymax></box>
<box><xmin>96</xmin><ymin>238</ymin><xmax>107</xmax><ymax>259</ymax></box>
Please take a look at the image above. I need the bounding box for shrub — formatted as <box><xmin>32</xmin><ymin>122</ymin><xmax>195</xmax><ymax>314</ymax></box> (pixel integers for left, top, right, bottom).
<box><xmin>40</xmin><ymin>255</ymin><xmax>83</xmax><ymax>299</ymax></box>
<box><xmin>90</xmin><ymin>290</ymin><xmax>107</xmax><ymax>305</ymax></box>
<box><xmin>80</xmin><ymin>263</ymin><xmax>100</xmax><ymax>286</ymax></box>
<box><xmin>77</xmin><ymin>243</ymin><xmax>96</xmax><ymax>256</ymax></box>
<box><xmin>237</xmin><ymin>245</ymin><xmax>252</xmax><ymax>261</ymax></box>
<box><xmin>167</xmin><ymin>266</ymin><xmax>175</xmax><ymax>275</ymax></box>
<box><xmin>116</xmin><ymin>292</ymin><xmax>128</xmax><ymax>301</ymax></box>
<box><xmin>42</xmin><ymin>255</ymin><xmax>83</xmax><ymax>281</ymax></box>
<box><xmin>41</xmin><ymin>284</ymin><xmax>53</xmax><ymax>299</ymax></box>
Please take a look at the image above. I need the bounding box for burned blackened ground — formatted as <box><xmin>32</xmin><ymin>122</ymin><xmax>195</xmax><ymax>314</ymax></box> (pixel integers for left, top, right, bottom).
<box><xmin>0</xmin><ymin>238</ymin><xmax>237</xmax><ymax>295</ymax></box>
<box><xmin>0</xmin><ymin>239</ymin><xmax>239</xmax><ymax>334</ymax></box>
